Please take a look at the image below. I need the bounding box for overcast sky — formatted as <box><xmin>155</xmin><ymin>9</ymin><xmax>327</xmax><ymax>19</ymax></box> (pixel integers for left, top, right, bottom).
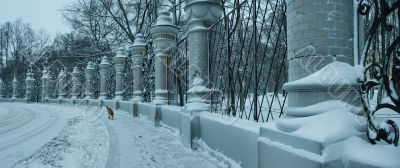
<box><xmin>0</xmin><ymin>0</ymin><xmax>71</xmax><ymax>38</ymax></box>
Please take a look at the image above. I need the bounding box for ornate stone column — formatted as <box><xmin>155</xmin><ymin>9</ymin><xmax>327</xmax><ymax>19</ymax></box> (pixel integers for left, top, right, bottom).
<box><xmin>113</xmin><ymin>47</ymin><xmax>127</xmax><ymax>100</ymax></box>
<box><xmin>0</xmin><ymin>78</ymin><xmax>4</xmax><ymax>98</ymax></box>
<box><xmin>57</xmin><ymin>69</ymin><xmax>67</xmax><ymax>99</ymax></box>
<box><xmin>284</xmin><ymin>0</ymin><xmax>358</xmax><ymax>108</ymax></box>
<box><xmin>99</xmin><ymin>56</ymin><xmax>110</xmax><ymax>99</ymax></box>
<box><xmin>258</xmin><ymin>1</ymin><xmax>362</xmax><ymax>167</ymax></box>
<box><xmin>150</xmin><ymin>10</ymin><xmax>179</xmax><ymax>104</ymax></box>
<box><xmin>71</xmin><ymin>66</ymin><xmax>81</xmax><ymax>99</ymax></box>
<box><xmin>25</xmin><ymin>66</ymin><xmax>35</xmax><ymax>102</ymax></box>
<box><xmin>12</xmin><ymin>75</ymin><xmax>17</xmax><ymax>99</ymax></box>
<box><xmin>47</xmin><ymin>69</ymin><xmax>54</xmax><ymax>99</ymax></box>
<box><xmin>130</xmin><ymin>33</ymin><xmax>146</xmax><ymax>102</ymax></box>
<box><xmin>41</xmin><ymin>67</ymin><xmax>50</xmax><ymax>101</ymax></box>
<box><xmin>184</xmin><ymin>0</ymin><xmax>222</xmax><ymax>111</ymax></box>
<box><xmin>179</xmin><ymin>0</ymin><xmax>222</xmax><ymax>149</ymax></box>
<box><xmin>84</xmin><ymin>61</ymin><xmax>95</xmax><ymax>99</ymax></box>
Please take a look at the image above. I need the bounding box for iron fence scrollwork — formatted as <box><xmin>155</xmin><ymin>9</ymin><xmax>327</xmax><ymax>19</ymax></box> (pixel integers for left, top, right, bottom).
<box><xmin>358</xmin><ymin>0</ymin><xmax>400</xmax><ymax>146</ymax></box>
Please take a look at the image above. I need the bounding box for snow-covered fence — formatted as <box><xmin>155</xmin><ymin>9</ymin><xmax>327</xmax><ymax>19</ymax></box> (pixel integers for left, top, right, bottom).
<box><xmin>172</xmin><ymin>36</ymin><xmax>189</xmax><ymax>107</ymax></box>
<box><xmin>1</xmin><ymin>0</ymin><xmax>400</xmax><ymax>168</ymax></box>
<box><xmin>208</xmin><ymin>0</ymin><xmax>288</xmax><ymax>122</ymax></box>
<box><xmin>142</xmin><ymin>39</ymin><xmax>156</xmax><ymax>103</ymax></box>
<box><xmin>0</xmin><ymin>1</ymin><xmax>289</xmax><ymax>121</ymax></box>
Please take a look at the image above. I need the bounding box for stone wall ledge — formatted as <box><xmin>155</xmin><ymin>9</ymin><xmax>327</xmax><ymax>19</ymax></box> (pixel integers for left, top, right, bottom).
<box><xmin>284</xmin><ymin>83</ymin><xmax>361</xmax><ymax>91</ymax></box>
<box><xmin>0</xmin><ymin>99</ymin><xmax>389</xmax><ymax>168</ymax></box>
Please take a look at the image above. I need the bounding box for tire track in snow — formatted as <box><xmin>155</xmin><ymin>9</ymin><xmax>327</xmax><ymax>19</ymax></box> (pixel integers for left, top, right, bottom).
<box><xmin>103</xmin><ymin>119</ymin><xmax>121</xmax><ymax>168</ymax></box>
<box><xmin>0</xmin><ymin>109</ymin><xmax>36</xmax><ymax>135</ymax></box>
<box><xmin>0</xmin><ymin>103</ymin><xmax>81</xmax><ymax>168</ymax></box>
<box><xmin>0</xmin><ymin>108</ymin><xmax>25</xmax><ymax>123</ymax></box>
<box><xmin>0</xmin><ymin>106</ymin><xmax>58</xmax><ymax>150</ymax></box>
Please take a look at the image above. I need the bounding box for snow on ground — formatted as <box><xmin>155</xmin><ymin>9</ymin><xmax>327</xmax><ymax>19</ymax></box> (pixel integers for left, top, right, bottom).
<box><xmin>269</xmin><ymin>98</ymin><xmax>400</xmax><ymax>167</ymax></box>
<box><xmin>324</xmin><ymin>136</ymin><xmax>400</xmax><ymax>168</ymax></box>
<box><xmin>14</xmin><ymin>117</ymin><xmax>108</xmax><ymax>168</ymax></box>
<box><xmin>0</xmin><ymin>103</ymin><xmax>238</xmax><ymax>168</ymax></box>
<box><xmin>275</xmin><ymin>99</ymin><xmax>366</xmax><ymax>144</ymax></box>
<box><xmin>0</xmin><ymin>103</ymin><xmax>79</xmax><ymax>168</ymax></box>
<box><xmin>106</xmin><ymin>109</ymin><xmax>236</xmax><ymax>168</ymax></box>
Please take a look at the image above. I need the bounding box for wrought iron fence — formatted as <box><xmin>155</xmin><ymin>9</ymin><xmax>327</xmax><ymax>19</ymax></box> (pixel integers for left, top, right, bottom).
<box><xmin>170</xmin><ymin>36</ymin><xmax>189</xmax><ymax>106</ymax></box>
<box><xmin>0</xmin><ymin>0</ymin><xmax>289</xmax><ymax>124</ymax></box>
<box><xmin>358</xmin><ymin>0</ymin><xmax>400</xmax><ymax>146</ymax></box>
<box><xmin>208</xmin><ymin>0</ymin><xmax>288</xmax><ymax>122</ymax></box>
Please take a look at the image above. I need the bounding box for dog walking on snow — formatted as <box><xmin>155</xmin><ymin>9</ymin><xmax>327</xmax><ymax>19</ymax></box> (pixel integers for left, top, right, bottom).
<box><xmin>106</xmin><ymin>106</ymin><xmax>114</xmax><ymax>120</ymax></box>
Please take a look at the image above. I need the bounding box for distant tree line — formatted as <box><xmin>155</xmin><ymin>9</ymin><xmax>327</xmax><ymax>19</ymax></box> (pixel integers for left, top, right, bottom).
<box><xmin>0</xmin><ymin>0</ymin><xmax>289</xmax><ymax>107</ymax></box>
<box><xmin>0</xmin><ymin>20</ymin><xmax>51</xmax><ymax>97</ymax></box>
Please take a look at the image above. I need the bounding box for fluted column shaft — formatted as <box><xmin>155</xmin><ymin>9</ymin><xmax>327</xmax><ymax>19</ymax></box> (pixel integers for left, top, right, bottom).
<box><xmin>57</xmin><ymin>70</ymin><xmax>67</xmax><ymax>99</ymax></box>
<box><xmin>151</xmin><ymin>10</ymin><xmax>178</xmax><ymax>104</ymax></box>
<box><xmin>130</xmin><ymin>33</ymin><xmax>147</xmax><ymax>102</ymax></box>
<box><xmin>99</xmin><ymin>56</ymin><xmax>110</xmax><ymax>99</ymax></box>
<box><xmin>114</xmin><ymin>48</ymin><xmax>127</xmax><ymax>100</ymax></box>
<box><xmin>71</xmin><ymin>67</ymin><xmax>81</xmax><ymax>99</ymax></box>
<box><xmin>184</xmin><ymin>0</ymin><xmax>222</xmax><ymax>111</ymax></box>
<box><xmin>41</xmin><ymin>68</ymin><xmax>49</xmax><ymax>101</ymax></box>
<box><xmin>12</xmin><ymin>76</ymin><xmax>17</xmax><ymax>99</ymax></box>
<box><xmin>25</xmin><ymin>70</ymin><xmax>35</xmax><ymax>101</ymax></box>
<box><xmin>85</xmin><ymin>62</ymin><xmax>95</xmax><ymax>99</ymax></box>
<box><xmin>0</xmin><ymin>79</ymin><xmax>4</xmax><ymax>98</ymax></box>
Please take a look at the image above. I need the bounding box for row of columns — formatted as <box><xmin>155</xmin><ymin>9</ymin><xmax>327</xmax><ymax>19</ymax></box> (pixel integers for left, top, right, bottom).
<box><xmin>0</xmin><ymin>0</ymin><xmax>356</xmax><ymax>135</ymax></box>
<box><xmin>1</xmin><ymin>0</ymin><xmax>223</xmax><ymax>110</ymax></box>
<box><xmin>0</xmin><ymin>67</ymin><xmax>36</xmax><ymax>101</ymax></box>
<box><xmin>25</xmin><ymin>11</ymin><xmax>178</xmax><ymax>103</ymax></box>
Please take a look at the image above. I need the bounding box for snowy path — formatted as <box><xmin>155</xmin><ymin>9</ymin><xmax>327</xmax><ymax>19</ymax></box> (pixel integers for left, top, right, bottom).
<box><xmin>0</xmin><ymin>103</ymin><xmax>237</xmax><ymax>168</ymax></box>
<box><xmin>0</xmin><ymin>103</ymin><xmax>80</xmax><ymax>167</ymax></box>
<box><xmin>103</xmin><ymin>110</ymin><xmax>233</xmax><ymax>168</ymax></box>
